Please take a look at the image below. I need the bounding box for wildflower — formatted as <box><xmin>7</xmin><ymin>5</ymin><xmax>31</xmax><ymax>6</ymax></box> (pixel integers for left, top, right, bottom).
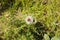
<box><xmin>25</xmin><ymin>16</ymin><xmax>33</xmax><ymax>24</ymax></box>
<box><xmin>25</xmin><ymin>16</ymin><xmax>36</xmax><ymax>24</ymax></box>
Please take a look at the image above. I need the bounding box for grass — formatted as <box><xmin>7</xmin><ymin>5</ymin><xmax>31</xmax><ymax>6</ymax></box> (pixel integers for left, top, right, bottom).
<box><xmin>0</xmin><ymin>0</ymin><xmax>60</xmax><ymax>40</ymax></box>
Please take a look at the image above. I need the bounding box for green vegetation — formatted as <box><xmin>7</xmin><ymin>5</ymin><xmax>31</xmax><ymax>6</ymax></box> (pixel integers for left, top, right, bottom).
<box><xmin>0</xmin><ymin>0</ymin><xmax>60</xmax><ymax>40</ymax></box>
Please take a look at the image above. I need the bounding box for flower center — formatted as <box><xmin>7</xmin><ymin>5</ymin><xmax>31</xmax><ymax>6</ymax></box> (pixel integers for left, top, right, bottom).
<box><xmin>27</xmin><ymin>18</ymin><xmax>31</xmax><ymax>22</ymax></box>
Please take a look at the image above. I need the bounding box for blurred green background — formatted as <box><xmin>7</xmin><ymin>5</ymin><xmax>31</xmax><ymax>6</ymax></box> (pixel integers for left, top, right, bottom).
<box><xmin>0</xmin><ymin>0</ymin><xmax>60</xmax><ymax>40</ymax></box>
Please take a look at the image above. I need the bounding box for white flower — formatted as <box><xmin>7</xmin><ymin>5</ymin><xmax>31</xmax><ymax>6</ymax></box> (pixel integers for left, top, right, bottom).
<box><xmin>25</xmin><ymin>16</ymin><xmax>33</xmax><ymax>24</ymax></box>
<box><xmin>25</xmin><ymin>16</ymin><xmax>37</xmax><ymax>24</ymax></box>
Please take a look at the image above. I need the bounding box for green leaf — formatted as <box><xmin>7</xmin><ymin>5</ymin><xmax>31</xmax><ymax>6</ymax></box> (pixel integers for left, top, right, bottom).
<box><xmin>51</xmin><ymin>36</ymin><xmax>60</xmax><ymax>40</ymax></box>
<box><xmin>43</xmin><ymin>34</ymin><xmax>50</xmax><ymax>40</ymax></box>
